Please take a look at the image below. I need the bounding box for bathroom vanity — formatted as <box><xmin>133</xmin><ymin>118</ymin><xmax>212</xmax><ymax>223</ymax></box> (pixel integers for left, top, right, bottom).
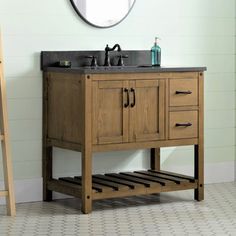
<box><xmin>41</xmin><ymin>51</ymin><xmax>206</xmax><ymax>214</ymax></box>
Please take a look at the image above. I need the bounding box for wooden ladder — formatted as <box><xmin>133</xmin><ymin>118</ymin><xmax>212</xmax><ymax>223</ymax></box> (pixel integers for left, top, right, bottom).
<box><xmin>0</xmin><ymin>31</ymin><xmax>16</xmax><ymax>216</ymax></box>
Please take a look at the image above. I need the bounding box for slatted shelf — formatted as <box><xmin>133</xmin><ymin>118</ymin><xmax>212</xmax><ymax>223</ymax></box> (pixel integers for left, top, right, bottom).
<box><xmin>151</xmin><ymin>170</ymin><xmax>196</xmax><ymax>183</ymax></box>
<box><xmin>48</xmin><ymin>170</ymin><xmax>197</xmax><ymax>200</ymax></box>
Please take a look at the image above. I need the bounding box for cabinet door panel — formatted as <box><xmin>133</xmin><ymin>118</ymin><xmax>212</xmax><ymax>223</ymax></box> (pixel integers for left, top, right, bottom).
<box><xmin>93</xmin><ymin>80</ymin><xmax>129</xmax><ymax>144</ymax></box>
<box><xmin>131</xmin><ymin>79</ymin><xmax>165</xmax><ymax>142</ymax></box>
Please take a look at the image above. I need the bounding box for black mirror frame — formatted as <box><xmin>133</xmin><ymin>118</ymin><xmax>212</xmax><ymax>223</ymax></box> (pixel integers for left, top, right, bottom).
<box><xmin>70</xmin><ymin>0</ymin><xmax>136</xmax><ymax>28</ymax></box>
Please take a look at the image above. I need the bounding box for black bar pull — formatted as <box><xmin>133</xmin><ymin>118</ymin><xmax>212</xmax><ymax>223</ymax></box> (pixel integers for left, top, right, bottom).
<box><xmin>175</xmin><ymin>123</ymin><xmax>192</xmax><ymax>127</ymax></box>
<box><xmin>175</xmin><ymin>90</ymin><xmax>192</xmax><ymax>94</ymax></box>
<box><xmin>130</xmin><ymin>88</ymin><xmax>135</xmax><ymax>107</ymax></box>
<box><xmin>124</xmin><ymin>88</ymin><xmax>129</xmax><ymax>108</ymax></box>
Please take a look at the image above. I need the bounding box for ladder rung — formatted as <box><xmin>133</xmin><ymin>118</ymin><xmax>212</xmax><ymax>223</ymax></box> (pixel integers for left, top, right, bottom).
<box><xmin>0</xmin><ymin>135</ymin><xmax>4</xmax><ymax>141</ymax></box>
<box><xmin>0</xmin><ymin>190</ymin><xmax>9</xmax><ymax>197</ymax></box>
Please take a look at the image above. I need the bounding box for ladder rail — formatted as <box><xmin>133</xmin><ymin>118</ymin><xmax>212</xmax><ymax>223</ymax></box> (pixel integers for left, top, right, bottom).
<box><xmin>0</xmin><ymin>30</ymin><xmax>16</xmax><ymax>216</ymax></box>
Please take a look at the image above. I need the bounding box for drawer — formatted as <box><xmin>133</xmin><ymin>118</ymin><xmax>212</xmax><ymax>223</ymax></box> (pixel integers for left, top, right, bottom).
<box><xmin>169</xmin><ymin>111</ymin><xmax>198</xmax><ymax>139</ymax></box>
<box><xmin>169</xmin><ymin>79</ymin><xmax>198</xmax><ymax>106</ymax></box>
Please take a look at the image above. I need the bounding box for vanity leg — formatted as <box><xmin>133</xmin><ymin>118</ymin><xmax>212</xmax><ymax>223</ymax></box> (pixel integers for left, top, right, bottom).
<box><xmin>150</xmin><ymin>148</ymin><xmax>161</xmax><ymax>170</ymax></box>
<box><xmin>81</xmin><ymin>75</ymin><xmax>92</xmax><ymax>214</ymax></box>
<box><xmin>194</xmin><ymin>144</ymin><xmax>204</xmax><ymax>201</ymax></box>
<box><xmin>81</xmin><ymin>148</ymin><xmax>92</xmax><ymax>214</ymax></box>
<box><xmin>43</xmin><ymin>73</ymin><xmax>52</xmax><ymax>201</ymax></box>
<box><xmin>195</xmin><ymin>73</ymin><xmax>204</xmax><ymax>201</ymax></box>
<box><xmin>43</xmin><ymin>146</ymin><xmax>52</xmax><ymax>201</ymax></box>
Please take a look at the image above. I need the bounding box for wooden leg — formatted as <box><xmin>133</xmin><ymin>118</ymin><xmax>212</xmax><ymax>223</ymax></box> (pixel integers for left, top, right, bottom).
<box><xmin>81</xmin><ymin>149</ymin><xmax>92</xmax><ymax>214</ymax></box>
<box><xmin>150</xmin><ymin>148</ymin><xmax>161</xmax><ymax>170</ymax></box>
<box><xmin>43</xmin><ymin>146</ymin><xmax>52</xmax><ymax>201</ymax></box>
<box><xmin>1</xmin><ymin>138</ymin><xmax>16</xmax><ymax>216</ymax></box>
<box><xmin>194</xmin><ymin>144</ymin><xmax>204</xmax><ymax>201</ymax></box>
<box><xmin>0</xmin><ymin>51</ymin><xmax>16</xmax><ymax>215</ymax></box>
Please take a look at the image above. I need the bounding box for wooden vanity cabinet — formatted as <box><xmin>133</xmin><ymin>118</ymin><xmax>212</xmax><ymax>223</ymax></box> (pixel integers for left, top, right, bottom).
<box><xmin>43</xmin><ymin>70</ymin><xmax>204</xmax><ymax>214</ymax></box>
<box><xmin>92</xmin><ymin>77</ymin><xmax>165</xmax><ymax>144</ymax></box>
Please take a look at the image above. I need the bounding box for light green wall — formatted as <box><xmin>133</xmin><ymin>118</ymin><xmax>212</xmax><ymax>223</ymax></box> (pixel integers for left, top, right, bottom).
<box><xmin>0</xmin><ymin>0</ymin><xmax>235</xmax><ymax>181</ymax></box>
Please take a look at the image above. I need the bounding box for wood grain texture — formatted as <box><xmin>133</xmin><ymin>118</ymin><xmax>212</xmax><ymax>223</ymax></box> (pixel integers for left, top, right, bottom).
<box><xmin>47</xmin><ymin>73</ymin><xmax>82</xmax><ymax>144</ymax></box>
<box><xmin>0</xmin><ymin>32</ymin><xmax>16</xmax><ymax>216</ymax></box>
<box><xmin>93</xmin><ymin>80</ymin><xmax>129</xmax><ymax>144</ymax></box>
<box><xmin>150</xmin><ymin>148</ymin><xmax>160</xmax><ymax>170</ymax></box>
<box><xmin>169</xmin><ymin>77</ymin><xmax>198</xmax><ymax>107</ymax></box>
<box><xmin>93</xmin><ymin>138</ymin><xmax>199</xmax><ymax>152</ymax></box>
<box><xmin>194</xmin><ymin>72</ymin><xmax>204</xmax><ymax>201</ymax></box>
<box><xmin>43</xmin><ymin>70</ymin><xmax>204</xmax><ymax>214</ymax></box>
<box><xmin>131</xmin><ymin>79</ymin><xmax>165</xmax><ymax>142</ymax></box>
<box><xmin>81</xmin><ymin>74</ymin><xmax>93</xmax><ymax>214</ymax></box>
<box><xmin>169</xmin><ymin>111</ymin><xmax>198</xmax><ymax>139</ymax></box>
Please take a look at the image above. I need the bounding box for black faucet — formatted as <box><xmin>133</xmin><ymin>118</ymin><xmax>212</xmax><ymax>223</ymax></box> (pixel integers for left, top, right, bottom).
<box><xmin>104</xmin><ymin>44</ymin><xmax>122</xmax><ymax>66</ymax></box>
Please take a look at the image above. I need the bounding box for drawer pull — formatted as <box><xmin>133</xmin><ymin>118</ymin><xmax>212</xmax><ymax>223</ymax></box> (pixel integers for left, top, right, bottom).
<box><xmin>175</xmin><ymin>122</ymin><xmax>192</xmax><ymax>127</ymax></box>
<box><xmin>124</xmin><ymin>88</ymin><xmax>129</xmax><ymax>108</ymax></box>
<box><xmin>175</xmin><ymin>90</ymin><xmax>192</xmax><ymax>95</ymax></box>
<box><xmin>130</xmin><ymin>88</ymin><xmax>136</xmax><ymax>108</ymax></box>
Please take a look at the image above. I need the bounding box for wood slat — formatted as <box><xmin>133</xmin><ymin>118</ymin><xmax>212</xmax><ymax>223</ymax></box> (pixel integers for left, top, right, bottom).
<box><xmin>92</xmin><ymin>176</ymin><xmax>129</xmax><ymax>191</ymax></box>
<box><xmin>150</xmin><ymin>170</ymin><xmax>195</xmax><ymax>182</ymax></box>
<box><xmin>0</xmin><ymin>190</ymin><xmax>8</xmax><ymax>197</ymax></box>
<box><xmin>60</xmin><ymin>177</ymin><xmax>101</xmax><ymax>193</ymax></box>
<box><xmin>122</xmin><ymin>172</ymin><xmax>172</xmax><ymax>186</ymax></box>
<box><xmin>66</xmin><ymin>177</ymin><xmax>111</xmax><ymax>193</ymax></box>
<box><xmin>136</xmin><ymin>171</ymin><xmax>188</xmax><ymax>184</ymax></box>
<box><xmin>118</xmin><ymin>173</ymin><xmax>161</xmax><ymax>187</ymax></box>
<box><xmin>105</xmin><ymin>173</ymin><xmax>145</xmax><ymax>188</ymax></box>
<box><xmin>47</xmin><ymin>179</ymin><xmax>82</xmax><ymax>198</ymax></box>
<box><xmin>97</xmin><ymin>174</ymin><xmax>141</xmax><ymax>189</ymax></box>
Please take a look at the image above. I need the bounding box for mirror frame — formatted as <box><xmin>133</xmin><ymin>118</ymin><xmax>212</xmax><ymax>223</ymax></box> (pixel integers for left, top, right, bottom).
<box><xmin>70</xmin><ymin>0</ymin><xmax>136</xmax><ymax>28</ymax></box>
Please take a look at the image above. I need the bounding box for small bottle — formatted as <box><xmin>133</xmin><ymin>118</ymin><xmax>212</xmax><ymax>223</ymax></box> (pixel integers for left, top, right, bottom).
<box><xmin>151</xmin><ymin>37</ymin><xmax>161</xmax><ymax>66</ymax></box>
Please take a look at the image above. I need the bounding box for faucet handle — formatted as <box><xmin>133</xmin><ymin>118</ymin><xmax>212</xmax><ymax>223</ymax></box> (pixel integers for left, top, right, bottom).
<box><xmin>85</xmin><ymin>56</ymin><xmax>98</xmax><ymax>67</ymax></box>
<box><xmin>117</xmin><ymin>54</ymin><xmax>128</xmax><ymax>66</ymax></box>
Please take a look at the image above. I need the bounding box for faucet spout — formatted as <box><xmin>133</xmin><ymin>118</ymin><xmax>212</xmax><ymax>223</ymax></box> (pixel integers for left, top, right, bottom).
<box><xmin>104</xmin><ymin>44</ymin><xmax>122</xmax><ymax>66</ymax></box>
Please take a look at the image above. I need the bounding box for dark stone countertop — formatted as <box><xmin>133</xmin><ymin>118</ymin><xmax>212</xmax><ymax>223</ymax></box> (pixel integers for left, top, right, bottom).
<box><xmin>43</xmin><ymin>66</ymin><xmax>207</xmax><ymax>74</ymax></box>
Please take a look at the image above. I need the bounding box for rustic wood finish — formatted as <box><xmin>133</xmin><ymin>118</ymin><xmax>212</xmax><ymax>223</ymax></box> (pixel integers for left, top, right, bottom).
<box><xmin>150</xmin><ymin>148</ymin><xmax>161</xmax><ymax>170</ymax></box>
<box><xmin>169</xmin><ymin>78</ymin><xmax>198</xmax><ymax>106</ymax></box>
<box><xmin>194</xmin><ymin>72</ymin><xmax>204</xmax><ymax>201</ymax></box>
<box><xmin>43</xmin><ymin>70</ymin><xmax>205</xmax><ymax>213</ymax></box>
<box><xmin>49</xmin><ymin>170</ymin><xmax>198</xmax><ymax>201</ymax></box>
<box><xmin>81</xmin><ymin>75</ymin><xmax>93</xmax><ymax>214</ymax></box>
<box><xmin>0</xmin><ymin>32</ymin><xmax>16</xmax><ymax>216</ymax></box>
<box><xmin>169</xmin><ymin>111</ymin><xmax>198</xmax><ymax>139</ymax></box>
<box><xmin>43</xmin><ymin>73</ymin><xmax>52</xmax><ymax>202</ymax></box>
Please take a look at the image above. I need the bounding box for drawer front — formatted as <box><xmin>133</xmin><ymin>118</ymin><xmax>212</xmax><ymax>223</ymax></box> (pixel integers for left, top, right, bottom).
<box><xmin>169</xmin><ymin>79</ymin><xmax>198</xmax><ymax>106</ymax></box>
<box><xmin>169</xmin><ymin>111</ymin><xmax>198</xmax><ymax>139</ymax></box>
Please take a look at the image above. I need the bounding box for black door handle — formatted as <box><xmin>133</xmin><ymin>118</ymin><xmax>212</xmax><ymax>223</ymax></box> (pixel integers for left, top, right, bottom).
<box><xmin>130</xmin><ymin>88</ymin><xmax>135</xmax><ymax>107</ymax></box>
<box><xmin>175</xmin><ymin>90</ymin><xmax>192</xmax><ymax>94</ymax></box>
<box><xmin>124</xmin><ymin>88</ymin><xmax>129</xmax><ymax>108</ymax></box>
<box><xmin>175</xmin><ymin>123</ymin><xmax>192</xmax><ymax>127</ymax></box>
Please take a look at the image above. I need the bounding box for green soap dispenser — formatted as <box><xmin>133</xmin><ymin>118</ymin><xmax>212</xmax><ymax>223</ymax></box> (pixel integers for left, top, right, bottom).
<box><xmin>151</xmin><ymin>37</ymin><xmax>161</xmax><ymax>66</ymax></box>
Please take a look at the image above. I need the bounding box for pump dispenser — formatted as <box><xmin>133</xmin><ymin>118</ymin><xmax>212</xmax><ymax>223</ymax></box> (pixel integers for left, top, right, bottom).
<box><xmin>151</xmin><ymin>37</ymin><xmax>161</xmax><ymax>66</ymax></box>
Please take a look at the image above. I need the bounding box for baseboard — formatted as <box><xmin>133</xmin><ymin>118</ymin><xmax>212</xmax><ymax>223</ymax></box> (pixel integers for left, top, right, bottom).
<box><xmin>0</xmin><ymin>161</ymin><xmax>235</xmax><ymax>205</ymax></box>
<box><xmin>0</xmin><ymin>178</ymin><xmax>70</xmax><ymax>205</ymax></box>
<box><xmin>164</xmin><ymin>161</ymin><xmax>235</xmax><ymax>184</ymax></box>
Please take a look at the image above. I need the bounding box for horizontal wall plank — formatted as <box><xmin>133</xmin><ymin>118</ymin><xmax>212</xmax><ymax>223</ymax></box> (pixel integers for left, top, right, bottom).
<box><xmin>6</xmin><ymin>76</ymin><xmax>42</xmax><ymax>99</ymax></box>
<box><xmin>8</xmin><ymin>98</ymin><xmax>42</xmax><ymax>120</ymax></box>
<box><xmin>9</xmin><ymin>120</ymin><xmax>41</xmax><ymax>141</ymax></box>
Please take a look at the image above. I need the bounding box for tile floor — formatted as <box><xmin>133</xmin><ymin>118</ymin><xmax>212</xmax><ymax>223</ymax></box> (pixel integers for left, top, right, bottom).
<box><xmin>0</xmin><ymin>182</ymin><xmax>236</xmax><ymax>236</ymax></box>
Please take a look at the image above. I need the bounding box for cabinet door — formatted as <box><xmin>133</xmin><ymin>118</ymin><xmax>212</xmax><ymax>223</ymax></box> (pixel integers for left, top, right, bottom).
<box><xmin>93</xmin><ymin>80</ymin><xmax>129</xmax><ymax>144</ymax></box>
<box><xmin>130</xmin><ymin>79</ymin><xmax>165</xmax><ymax>142</ymax></box>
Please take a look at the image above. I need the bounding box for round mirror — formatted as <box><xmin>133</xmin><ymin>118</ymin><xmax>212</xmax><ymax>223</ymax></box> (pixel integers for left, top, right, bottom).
<box><xmin>70</xmin><ymin>0</ymin><xmax>136</xmax><ymax>28</ymax></box>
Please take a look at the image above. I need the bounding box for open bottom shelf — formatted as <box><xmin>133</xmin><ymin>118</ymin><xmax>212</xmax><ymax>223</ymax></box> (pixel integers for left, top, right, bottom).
<box><xmin>48</xmin><ymin>170</ymin><xmax>197</xmax><ymax>200</ymax></box>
